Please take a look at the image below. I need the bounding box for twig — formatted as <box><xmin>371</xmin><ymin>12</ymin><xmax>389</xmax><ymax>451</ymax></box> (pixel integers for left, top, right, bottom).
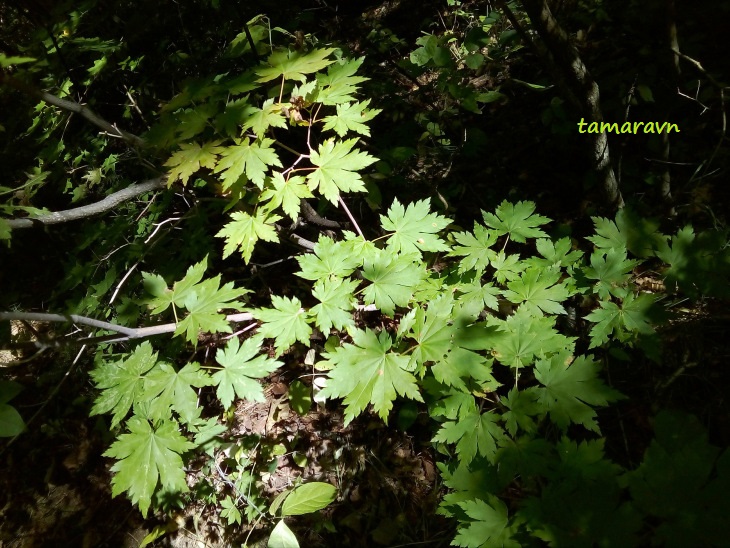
<box><xmin>338</xmin><ymin>197</ymin><xmax>363</xmax><ymax>237</ymax></box>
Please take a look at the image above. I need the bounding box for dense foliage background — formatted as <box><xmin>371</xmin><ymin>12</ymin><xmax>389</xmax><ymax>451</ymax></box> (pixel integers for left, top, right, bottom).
<box><xmin>1</xmin><ymin>1</ymin><xmax>729</xmax><ymax>546</ymax></box>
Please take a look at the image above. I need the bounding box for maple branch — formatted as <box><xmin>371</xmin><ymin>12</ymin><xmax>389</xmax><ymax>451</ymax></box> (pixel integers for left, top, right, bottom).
<box><xmin>3</xmin><ymin>176</ymin><xmax>167</xmax><ymax>229</ymax></box>
<box><xmin>0</xmin><ymin>71</ymin><xmax>146</xmax><ymax>148</ymax></box>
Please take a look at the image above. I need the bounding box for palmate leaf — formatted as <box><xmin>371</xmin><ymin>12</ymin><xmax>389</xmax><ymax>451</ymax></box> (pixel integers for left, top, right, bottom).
<box><xmin>380</xmin><ymin>199</ymin><xmax>450</xmax><ymax>255</ymax></box>
<box><xmin>142</xmin><ymin>362</ymin><xmax>215</xmax><ymax>425</ymax></box>
<box><xmin>585</xmin><ymin>292</ymin><xmax>657</xmax><ymax>348</ymax></box>
<box><xmin>255</xmin><ymin>48</ymin><xmax>336</xmax><ymax>83</ymax></box>
<box><xmin>310</xmin><ymin>277</ymin><xmax>359</xmax><ymax>334</ymax></box>
<box><xmin>534</xmin><ymin>352</ymin><xmax>624</xmax><ymax>432</ymax></box>
<box><xmin>241</xmin><ymin>98</ymin><xmax>288</xmax><ymax>138</ymax></box>
<box><xmin>315</xmin><ymin>56</ymin><xmax>368</xmax><ymax>105</ymax></box>
<box><xmin>90</xmin><ymin>342</ymin><xmax>159</xmax><ymax>427</ymax></box>
<box><xmin>165</xmin><ymin>140</ymin><xmax>224</xmax><ymax>186</ymax></box>
<box><xmin>526</xmin><ymin>237</ymin><xmax>584</xmax><ymax>269</ymax></box>
<box><xmin>175</xmin><ymin>276</ymin><xmax>247</xmax><ymax>343</ymax></box>
<box><xmin>295</xmin><ymin>235</ymin><xmax>361</xmax><ymax>280</ymax></box>
<box><xmin>321</xmin><ymin>99</ymin><xmax>381</xmax><ymax>137</ymax></box>
<box><xmin>259</xmin><ymin>173</ymin><xmax>313</xmax><ymax>221</ymax></box>
<box><xmin>253</xmin><ymin>295</ymin><xmax>312</xmax><ymax>356</ymax></box>
<box><xmin>212</xmin><ymin>337</ymin><xmax>282</xmax><ymax>408</ymax></box>
<box><xmin>433</xmin><ymin>409</ymin><xmax>507</xmax><ymax>465</ymax></box>
<box><xmin>361</xmin><ymin>252</ymin><xmax>425</xmax><ymax>315</ymax></box>
<box><xmin>482</xmin><ymin>200</ymin><xmax>550</xmax><ymax>243</ymax></box>
<box><xmin>306</xmin><ymin>138</ymin><xmax>377</xmax><ymax>204</ymax></box>
<box><xmin>449</xmin><ymin>223</ymin><xmax>498</xmax><ymax>274</ymax></box>
<box><xmin>104</xmin><ymin>416</ymin><xmax>195</xmax><ymax>516</ymax></box>
<box><xmin>453</xmin><ymin>497</ymin><xmax>521</xmax><ymax>548</ymax></box>
<box><xmin>502</xmin><ymin>266</ymin><xmax>571</xmax><ymax>315</ymax></box>
<box><xmin>319</xmin><ymin>329</ymin><xmax>422</xmax><ymax>424</ymax></box>
<box><xmin>213</xmin><ymin>137</ymin><xmax>282</xmax><ymax>190</ymax></box>
<box><xmin>405</xmin><ymin>294</ymin><xmax>455</xmax><ymax>369</ymax></box>
<box><xmin>582</xmin><ymin>247</ymin><xmax>640</xmax><ymax>299</ymax></box>
<box><xmin>217</xmin><ymin>209</ymin><xmax>282</xmax><ymax>262</ymax></box>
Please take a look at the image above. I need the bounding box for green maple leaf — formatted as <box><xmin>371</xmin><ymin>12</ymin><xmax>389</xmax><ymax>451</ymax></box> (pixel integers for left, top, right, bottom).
<box><xmin>490</xmin><ymin>307</ymin><xmax>573</xmax><ymax>369</ymax></box>
<box><xmin>253</xmin><ymin>295</ymin><xmax>312</xmax><ymax>356</ymax></box>
<box><xmin>142</xmin><ymin>362</ymin><xmax>215</xmax><ymax>425</ymax></box>
<box><xmin>104</xmin><ymin>416</ymin><xmax>195</xmax><ymax>516</ymax></box>
<box><xmin>534</xmin><ymin>352</ymin><xmax>624</xmax><ymax>432</ymax></box>
<box><xmin>212</xmin><ymin>337</ymin><xmax>282</xmax><ymax>408</ymax></box>
<box><xmin>175</xmin><ymin>105</ymin><xmax>216</xmax><ymax>140</ymax></box>
<box><xmin>306</xmin><ymin>138</ymin><xmax>377</xmax><ymax>204</ymax></box>
<box><xmin>582</xmin><ymin>247</ymin><xmax>640</xmax><ymax>299</ymax></box>
<box><xmin>503</xmin><ymin>266</ymin><xmax>571</xmax><ymax>315</ymax></box>
<box><xmin>380</xmin><ymin>199</ymin><xmax>450</xmax><ymax>255</ymax></box>
<box><xmin>214</xmin><ymin>97</ymin><xmax>252</xmax><ymax>137</ymax></box>
<box><xmin>295</xmin><ymin>235</ymin><xmax>361</xmax><ymax>280</ymax></box>
<box><xmin>90</xmin><ymin>343</ymin><xmax>159</xmax><ymax>427</ymax></box>
<box><xmin>501</xmin><ymin>387</ymin><xmax>541</xmax><ymax>436</ymax></box>
<box><xmin>256</xmin><ymin>48</ymin><xmax>336</xmax><ymax>83</ymax></box>
<box><xmin>490</xmin><ymin>251</ymin><xmax>525</xmax><ymax>284</ymax></box>
<box><xmin>217</xmin><ymin>209</ymin><xmax>282</xmax><ymax>262</ymax></box>
<box><xmin>453</xmin><ymin>497</ymin><xmax>521</xmax><ymax>548</ymax></box>
<box><xmin>321</xmin><ymin>99</ymin><xmax>381</xmax><ymax>137</ymax></box>
<box><xmin>449</xmin><ymin>223</ymin><xmax>498</xmax><ymax>274</ymax></box>
<box><xmin>406</xmin><ymin>294</ymin><xmax>455</xmax><ymax>368</ymax></box>
<box><xmin>318</xmin><ymin>329</ymin><xmax>423</xmax><ymax>424</ymax></box>
<box><xmin>311</xmin><ymin>277</ymin><xmax>359</xmax><ymax>334</ymax></box>
<box><xmin>259</xmin><ymin>173</ymin><xmax>313</xmax><ymax>221</ymax></box>
<box><xmin>314</xmin><ymin>57</ymin><xmax>368</xmax><ymax>105</ymax></box>
<box><xmin>526</xmin><ymin>237</ymin><xmax>584</xmax><ymax>269</ymax></box>
<box><xmin>454</xmin><ymin>276</ymin><xmax>501</xmax><ymax>318</ymax></box>
<box><xmin>174</xmin><ymin>276</ymin><xmax>247</xmax><ymax>343</ymax></box>
<box><xmin>241</xmin><ymin>97</ymin><xmax>288</xmax><ymax>137</ymax></box>
<box><xmin>214</xmin><ymin>137</ymin><xmax>282</xmax><ymax>190</ymax></box>
<box><xmin>361</xmin><ymin>252</ymin><xmax>425</xmax><ymax>315</ymax></box>
<box><xmin>585</xmin><ymin>292</ymin><xmax>657</xmax><ymax>348</ymax></box>
<box><xmin>433</xmin><ymin>409</ymin><xmax>507</xmax><ymax>464</ymax></box>
<box><xmin>165</xmin><ymin>140</ymin><xmax>224</xmax><ymax>186</ymax></box>
<box><xmin>588</xmin><ymin>209</ymin><xmax>664</xmax><ymax>257</ymax></box>
<box><xmin>432</xmin><ymin>348</ymin><xmax>495</xmax><ymax>392</ymax></box>
<box><xmin>482</xmin><ymin>200</ymin><xmax>550</xmax><ymax>243</ymax></box>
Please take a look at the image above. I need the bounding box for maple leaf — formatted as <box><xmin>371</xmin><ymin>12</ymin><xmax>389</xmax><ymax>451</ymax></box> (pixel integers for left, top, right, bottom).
<box><xmin>90</xmin><ymin>342</ymin><xmax>160</xmax><ymax>427</ymax></box>
<box><xmin>306</xmin><ymin>138</ymin><xmax>377</xmax><ymax>204</ymax></box>
<box><xmin>241</xmin><ymin>98</ymin><xmax>288</xmax><ymax>137</ymax></box>
<box><xmin>501</xmin><ymin>387</ymin><xmax>541</xmax><ymax>436</ymax></box>
<box><xmin>318</xmin><ymin>328</ymin><xmax>423</xmax><ymax>424</ymax></box>
<box><xmin>482</xmin><ymin>200</ymin><xmax>550</xmax><ymax>243</ymax></box>
<box><xmin>361</xmin><ymin>252</ymin><xmax>425</xmax><ymax>315</ymax></box>
<box><xmin>175</xmin><ymin>105</ymin><xmax>216</xmax><ymax>140</ymax></box>
<box><xmin>104</xmin><ymin>416</ymin><xmax>195</xmax><ymax>516</ymax></box>
<box><xmin>174</xmin><ymin>276</ymin><xmax>247</xmax><ymax>343</ymax></box>
<box><xmin>449</xmin><ymin>223</ymin><xmax>498</xmax><ymax>274</ymax></box>
<box><xmin>165</xmin><ymin>140</ymin><xmax>224</xmax><ymax>186</ymax></box>
<box><xmin>310</xmin><ymin>277</ymin><xmax>359</xmax><ymax>334</ymax></box>
<box><xmin>490</xmin><ymin>251</ymin><xmax>525</xmax><ymax>284</ymax></box>
<box><xmin>314</xmin><ymin>57</ymin><xmax>368</xmax><ymax>105</ymax></box>
<box><xmin>502</xmin><ymin>266</ymin><xmax>571</xmax><ymax>315</ymax></box>
<box><xmin>253</xmin><ymin>295</ymin><xmax>312</xmax><ymax>356</ymax></box>
<box><xmin>433</xmin><ymin>409</ymin><xmax>507</xmax><ymax>464</ymax></box>
<box><xmin>214</xmin><ymin>97</ymin><xmax>252</xmax><ymax>137</ymax></box>
<box><xmin>453</xmin><ymin>497</ymin><xmax>522</xmax><ymax>548</ymax></box>
<box><xmin>525</xmin><ymin>237</ymin><xmax>584</xmax><ymax>269</ymax></box>
<box><xmin>259</xmin><ymin>173</ymin><xmax>313</xmax><ymax>221</ymax></box>
<box><xmin>380</xmin><ymin>199</ymin><xmax>450</xmax><ymax>255</ymax></box>
<box><xmin>588</xmin><ymin>209</ymin><xmax>664</xmax><ymax>257</ymax></box>
<box><xmin>585</xmin><ymin>292</ymin><xmax>657</xmax><ymax>348</ymax></box>
<box><xmin>256</xmin><ymin>48</ymin><xmax>336</xmax><ymax>83</ymax></box>
<box><xmin>217</xmin><ymin>209</ymin><xmax>282</xmax><ymax>262</ymax></box>
<box><xmin>212</xmin><ymin>337</ymin><xmax>282</xmax><ymax>408</ymax></box>
<box><xmin>295</xmin><ymin>235</ymin><xmax>361</xmax><ymax>280</ymax></box>
<box><xmin>534</xmin><ymin>352</ymin><xmax>624</xmax><ymax>432</ymax></box>
<box><xmin>405</xmin><ymin>294</ymin><xmax>455</xmax><ymax>368</ymax></box>
<box><xmin>454</xmin><ymin>276</ymin><xmax>501</xmax><ymax>318</ymax></box>
<box><xmin>582</xmin><ymin>247</ymin><xmax>640</xmax><ymax>299</ymax></box>
<box><xmin>321</xmin><ymin>99</ymin><xmax>381</xmax><ymax>137</ymax></box>
<box><xmin>142</xmin><ymin>362</ymin><xmax>215</xmax><ymax>425</ymax></box>
<box><xmin>213</xmin><ymin>137</ymin><xmax>282</xmax><ymax>190</ymax></box>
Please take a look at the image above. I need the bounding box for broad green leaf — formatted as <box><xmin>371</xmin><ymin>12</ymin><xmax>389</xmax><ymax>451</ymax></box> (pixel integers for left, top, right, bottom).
<box><xmin>268</xmin><ymin>520</ymin><xmax>300</xmax><ymax>548</ymax></box>
<box><xmin>212</xmin><ymin>337</ymin><xmax>282</xmax><ymax>407</ymax></box>
<box><xmin>306</xmin><ymin>138</ymin><xmax>377</xmax><ymax>204</ymax></box>
<box><xmin>256</xmin><ymin>48</ymin><xmax>336</xmax><ymax>83</ymax></box>
<box><xmin>280</xmin><ymin>482</ymin><xmax>337</xmax><ymax>516</ymax></box>
<box><xmin>526</xmin><ymin>237</ymin><xmax>583</xmax><ymax>269</ymax></box>
<box><xmin>174</xmin><ymin>276</ymin><xmax>246</xmax><ymax>343</ymax></box>
<box><xmin>0</xmin><ymin>403</ymin><xmax>25</xmax><ymax>437</ymax></box>
<box><xmin>175</xmin><ymin>105</ymin><xmax>216</xmax><ymax>140</ymax></box>
<box><xmin>490</xmin><ymin>251</ymin><xmax>525</xmax><ymax>284</ymax></box>
<box><xmin>454</xmin><ymin>276</ymin><xmax>501</xmax><ymax>318</ymax></box>
<box><xmin>217</xmin><ymin>209</ymin><xmax>282</xmax><ymax>262</ymax></box>
<box><xmin>143</xmin><ymin>362</ymin><xmax>215</xmax><ymax>425</ymax></box>
<box><xmin>220</xmin><ymin>495</ymin><xmax>243</xmax><ymax>526</ymax></box>
<box><xmin>582</xmin><ymin>247</ymin><xmax>640</xmax><ymax>299</ymax></box>
<box><xmin>315</xmin><ymin>56</ymin><xmax>368</xmax><ymax>105</ymax></box>
<box><xmin>253</xmin><ymin>296</ymin><xmax>312</xmax><ymax>356</ymax></box>
<box><xmin>319</xmin><ymin>329</ymin><xmax>423</xmax><ymax>424</ymax></box>
<box><xmin>104</xmin><ymin>416</ymin><xmax>195</xmax><ymax>516</ymax></box>
<box><xmin>260</xmin><ymin>173</ymin><xmax>313</xmax><ymax>221</ymax></box>
<box><xmin>433</xmin><ymin>409</ymin><xmax>507</xmax><ymax>464</ymax></box>
<box><xmin>585</xmin><ymin>292</ymin><xmax>657</xmax><ymax>348</ymax></box>
<box><xmin>534</xmin><ymin>352</ymin><xmax>624</xmax><ymax>432</ymax></box>
<box><xmin>90</xmin><ymin>342</ymin><xmax>160</xmax><ymax>427</ymax></box>
<box><xmin>405</xmin><ymin>294</ymin><xmax>455</xmax><ymax>369</ymax></box>
<box><xmin>214</xmin><ymin>137</ymin><xmax>282</xmax><ymax>190</ymax></box>
<box><xmin>0</xmin><ymin>218</ymin><xmax>11</xmax><ymax>242</ymax></box>
<box><xmin>502</xmin><ymin>387</ymin><xmax>541</xmax><ymax>436</ymax></box>
<box><xmin>482</xmin><ymin>200</ymin><xmax>550</xmax><ymax>243</ymax></box>
<box><xmin>296</xmin><ymin>235</ymin><xmax>361</xmax><ymax>281</ymax></box>
<box><xmin>361</xmin><ymin>252</ymin><xmax>425</xmax><ymax>315</ymax></box>
<box><xmin>380</xmin><ymin>199</ymin><xmax>450</xmax><ymax>255</ymax></box>
<box><xmin>310</xmin><ymin>277</ymin><xmax>358</xmax><ymax>334</ymax></box>
<box><xmin>288</xmin><ymin>380</ymin><xmax>312</xmax><ymax>415</ymax></box>
<box><xmin>503</xmin><ymin>266</ymin><xmax>571</xmax><ymax>315</ymax></box>
<box><xmin>321</xmin><ymin>99</ymin><xmax>381</xmax><ymax>137</ymax></box>
<box><xmin>453</xmin><ymin>497</ymin><xmax>521</xmax><ymax>548</ymax></box>
<box><xmin>241</xmin><ymin>98</ymin><xmax>288</xmax><ymax>137</ymax></box>
<box><xmin>449</xmin><ymin>223</ymin><xmax>498</xmax><ymax>274</ymax></box>
<box><xmin>165</xmin><ymin>140</ymin><xmax>224</xmax><ymax>186</ymax></box>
